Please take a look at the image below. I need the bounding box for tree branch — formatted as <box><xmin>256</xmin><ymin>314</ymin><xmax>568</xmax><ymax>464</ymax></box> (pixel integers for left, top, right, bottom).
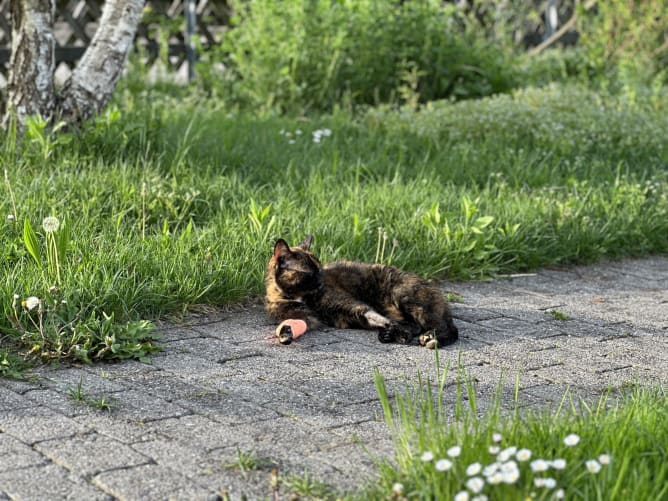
<box><xmin>57</xmin><ymin>0</ymin><xmax>146</xmax><ymax>124</ymax></box>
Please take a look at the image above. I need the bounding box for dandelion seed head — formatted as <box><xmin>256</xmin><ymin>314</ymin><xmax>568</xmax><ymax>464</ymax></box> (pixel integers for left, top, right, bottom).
<box><xmin>420</xmin><ymin>451</ymin><xmax>434</xmax><ymax>462</ymax></box>
<box><xmin>447</xmin><ymin>445</ymin><xmax>462</xmax><ymax>458</ymax></box>
<box><xmin>466</xmin><ymin>477</ymin><xmax>485</xmax><ymax>494</ymax></box>
<box><xmin>585</xmin><ymin>459</ymin><xmax>601</xmax><ymax>474</ymax></box>
<box><xmin>23</xmin><ymin>296</ymin><xmax>39</xmax><ymax>311</ymax></box>
<box><xmin>564</xmin><ymin>433</ymin><xmax>580</xmax><ymax>446</ymax></box>
<box><xmin>42</xmin><ymin>216</ymin><xmax>60</xmax><ymax>233</ymax></box>
<box><xmin>436</xmin><ymin>459</ymin><xmax>453</xmax><ymax>471</ymax></box>
<box><xmin>392</xmin><ymin>482</ymin><xmax>404</xmax><ymax>495</ymax></box>
<box><xmin>466</xmin><ymin>462</ymin><xmax>482</xmax><ymax>476</ymax></box>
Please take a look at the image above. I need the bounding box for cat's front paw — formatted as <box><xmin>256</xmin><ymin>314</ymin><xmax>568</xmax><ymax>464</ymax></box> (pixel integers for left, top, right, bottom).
<box><xmin>378</xmin><ymin>327</ymin><xmax>395</xmax><ymax>343</ymax></box>
<box><xmin>364</xmin><ymin>310</ymin><xmax>391</xmax><ymax>328</ymax></box>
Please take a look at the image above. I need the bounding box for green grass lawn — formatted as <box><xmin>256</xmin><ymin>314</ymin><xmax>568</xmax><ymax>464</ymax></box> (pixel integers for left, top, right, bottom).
<box><xmin>1</xmin><ymin>84</ymin><xmax>667</xmax><ymax>367</ymax></box>
<box><xmin>357</xmin><ymin>359</ymin><xmax>668</xmax><ymax>501</ymax></box>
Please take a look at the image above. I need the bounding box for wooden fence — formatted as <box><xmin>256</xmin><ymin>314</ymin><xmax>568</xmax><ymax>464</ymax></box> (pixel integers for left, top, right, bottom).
<box><xmin>0</xmin><ymin>0</ymin><xmax>229</xmax><ymax>84</ymax></box>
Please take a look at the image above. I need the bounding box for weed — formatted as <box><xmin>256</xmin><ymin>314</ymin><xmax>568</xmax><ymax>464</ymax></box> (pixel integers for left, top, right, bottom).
<box><xmin>547</xmin><ymin>309</ymin><xmax>570</xmax><ymax>321</ymax></box>
<box><xmin>226</xmin><ymin>449</ymin><xmax>276</xmax><ymax>478</ymax></box>
<box><xmin>67</xmin><ymin>377</ymin><xmax>87</xmax><ymax>402</ymax></box>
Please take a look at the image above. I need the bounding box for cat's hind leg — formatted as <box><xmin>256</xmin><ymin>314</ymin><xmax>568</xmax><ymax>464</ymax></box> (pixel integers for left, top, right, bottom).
<box><xmin>397</xmin><ymin>290</ymin><xmax>458</xmax><ymax>348</ymax></box>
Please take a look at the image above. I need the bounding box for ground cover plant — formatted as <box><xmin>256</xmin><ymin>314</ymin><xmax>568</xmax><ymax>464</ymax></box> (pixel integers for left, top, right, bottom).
<box><xmin>362</xmin><ymin>359</ymin><xmax>668</xmax><ymax>500</ymax></box>
<box><xmin>1</xmin><ymin>83</ymin><xmax>667</xmax><ymax>369</ymax></box>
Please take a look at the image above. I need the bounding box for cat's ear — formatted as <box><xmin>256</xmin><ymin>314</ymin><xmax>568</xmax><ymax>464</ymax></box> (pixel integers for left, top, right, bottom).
<box><xmin>273</xmin><ymin>239</ymin><xmax>291</xmax><ymax>259</ymax></box>
<box><xmin>298</xmin><ymin>235</ymin><xmax>314</xmax><ymax>251</ymax></box>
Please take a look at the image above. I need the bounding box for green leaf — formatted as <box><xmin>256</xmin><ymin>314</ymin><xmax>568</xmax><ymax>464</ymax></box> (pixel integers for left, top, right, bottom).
<box><xmin>23</xmin><ymin>218</ymin><xmax>42</xmax><ymax>267</ymax></box>
<box><xmin>56</xmin><ymin>218</ymin><xmax>69</xmax><ymax>259</ymax></box>
<box><xmin>474</xmin><ymin>216</ymin><xmax>494</xmax><ymax>229</ymax></box>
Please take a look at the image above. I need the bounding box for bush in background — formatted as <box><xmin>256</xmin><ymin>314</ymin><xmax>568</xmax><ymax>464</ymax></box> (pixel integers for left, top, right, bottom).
<box><xmin>201</xmin><ymin>0</ymin><xmax>518</xmax><ymax>113</ymax></box>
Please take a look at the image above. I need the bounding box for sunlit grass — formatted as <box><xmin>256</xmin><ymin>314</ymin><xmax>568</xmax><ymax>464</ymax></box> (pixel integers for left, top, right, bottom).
<box><xmin>360</xmin><ymin>357</ymin><xmax>668</xmax><ymax>501</ymax></box>
<box><xmin>1</xmin><ymin>84</ymin><xmax>667</xmax><ymax>367</ymax></box>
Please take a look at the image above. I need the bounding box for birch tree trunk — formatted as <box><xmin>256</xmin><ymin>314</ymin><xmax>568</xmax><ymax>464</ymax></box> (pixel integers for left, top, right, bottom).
<box><xmin>57</xmin><ymin>0</ymin><xmax>145</xmax><ymax>123</ymax></box>
<box><xmin>2</xmin><ymin>0</ymin><xmax>55</xmax><ymax>126</ymax></box>
<box><xmin>2</xmin><ymin>0</ymin><xmax>145</xmax><ymax>128</ymax></box>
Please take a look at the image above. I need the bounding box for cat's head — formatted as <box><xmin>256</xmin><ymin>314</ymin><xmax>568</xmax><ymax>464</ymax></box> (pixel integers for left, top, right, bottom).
<box><xmin>266</xmin><ymin>236</ymin><xmax>323</xmax><ymax>297</ymax></box>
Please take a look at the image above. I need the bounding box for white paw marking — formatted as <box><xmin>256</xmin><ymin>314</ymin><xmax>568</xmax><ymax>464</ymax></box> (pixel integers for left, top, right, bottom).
<box><xmin>365</xmin><ymin>311</ymin><xmax>391</xmax><ymax>328</ymax></box>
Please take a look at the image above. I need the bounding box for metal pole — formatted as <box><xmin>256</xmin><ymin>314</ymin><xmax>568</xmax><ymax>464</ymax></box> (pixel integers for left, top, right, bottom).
<box><xmin>185</xmin><ymin>0</ymin><xmax>196</xmax><ymax>82</ymax></box>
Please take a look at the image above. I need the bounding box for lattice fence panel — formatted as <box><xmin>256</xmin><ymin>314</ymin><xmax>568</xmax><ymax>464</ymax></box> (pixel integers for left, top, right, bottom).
<box><xmin>0</xmin><ymin>0</ymin><xmax>229</xmax><ymax>86</ymax></box>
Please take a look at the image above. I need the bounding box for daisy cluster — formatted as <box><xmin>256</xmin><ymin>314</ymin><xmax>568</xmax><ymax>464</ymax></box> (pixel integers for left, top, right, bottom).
<box><xmin>397</xmin><ymin>433</ymin><xmax>611</xmax><ymax>501</ymax></box>
<box><xmin>279</xmin><ymin>127</ymin><xmax>332</xmax><ymax>144</ymax></box>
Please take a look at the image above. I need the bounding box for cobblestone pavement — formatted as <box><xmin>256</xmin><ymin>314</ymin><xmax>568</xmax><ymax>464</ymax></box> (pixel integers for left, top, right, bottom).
<box><xmin>1</xmin><ymin>257</ymin><xmax>666</xmax><ymax>500</ymax></box>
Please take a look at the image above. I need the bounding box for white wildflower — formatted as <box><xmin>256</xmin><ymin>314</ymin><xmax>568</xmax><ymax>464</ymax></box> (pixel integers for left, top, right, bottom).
<box><xmin>550</xmin><ymin>458</ymin><xmax>566</xmax><ymax>470</ymax></box>
<box><xmin>7</xmin><ymin>214</ymin><xmax>14</xmax><ymax>221</ymax></box>
<box><xmin>472</xmin><ymin>496</ymin><xmax>488</xmax><ymax>501</ymax></box>
<box><xmin>497</xmin><ymin>446</ymin><xmax>517</xmax><ymax>462</ymax></box>
<box><xmin>42</xmin><ymin>216</ymin><xmax>60</xmax><ymax>233</ymax></box>
<box><xmin>466</xmin><ymin>462</ymin><xmax>482</xmax><ymax>476</ymax></box>
<box><xmin>516</xmin><ymin>448</ymin><xmax>532</xmax><ymax>461</ymax></box>
<box><xmin>555</xmin><ymin>489</ymin><xmax>565</xmax><ymax>499</ymax></box>
<box><xmin>492</xmin><ymin>433</ymin><xmax>502</xmax><ymax>443</ymax></box>
<box><xmin>544</xmin><ymin>478</ymin><xmax>557</xmax><ymax>489</ymax></box>
<box><xmin>530</xmin><ymin>459</ymin><xmax>549</xmax><ymax>473</ymax></box>
<box><xmin>288</xmin><ymin>139</ymin><xmax>296</xmax><ymax>145</ymax></box>
<box><xmin>564</xmin><ymin>433</ymin><xmax>580</xmax><ymax>446</ymax></box>
<box><xmin>447</xmin><ymin>446</ymin><xmax>462</xmax><ymax>458</ymax></box>
<box><xmin>392</xmin><ymin>482</ymin><xmax>404</xmax><ymax>495</ymax></box>
<box><xmin>321</xmin><ymin>128</ymin><xmax>332</xmax><ymax>136</ymax></box>
<box><xmin>487</xmin><ymin>472</ymin><xmax>503</xmax><ymax>485</ymax></box>
<box><xmin>436</xmin><ymin>459</ymin><xmax>453</xmax><ymax>471</ymax></box>
<box><xmin>454</xmin><ymin>491</ymin><xmax>469</xmax><ymax>501</ymax></box>
<box><xmin>482</xmin><ymin>463</ymin><xmax>499</xmax><ymax>477</ymax></box>
<box><xmin>598</xmin><ymin>454</ymin><xmax>611</xmax><ymax>465</ymax></box>
<box><xmin>502</xmin><ymin>468</ymin><xmax>520</xmax><ymax>484</ymax></box>
<box><xmin>466</xmin><ymin>477</ymin><xmax>485</xmax><ymax>494</ymax></box>
<box><xmin>585</xmin><ymin>459</ymin><xmax>601</xmax><ymax>474</ymax></box>
<box><xmin>488</xmin><ymin>445</ymin><xmax>500</xmax><ymax>455</ymax></box>
<box><xmin>420</xmin><ymin>451</ymin><xmax>434</xmax><ymax>462</ymax></box>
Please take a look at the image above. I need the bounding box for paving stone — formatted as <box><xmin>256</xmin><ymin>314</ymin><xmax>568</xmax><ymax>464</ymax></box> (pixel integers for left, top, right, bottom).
<box><xmin>0</xmin><ymin>406</ymin><xmax>86</xmax><ymax>444</ymax></box>
<box><xmin>0</xmin><ymin>256</ymin><xmax>666</xmax><ymax>499</ymax></box>
<box><xmin>0</xmin><ymin>434</ymin><xmax>47</xmax><ymax>472</ymax></box>
<box><xmin>0</xmin><ymin>463</ymin><xmax>111</xmax><ymax>500</ymax></box>
<box><xmin>0</xmin><ymin>386</ymin><xmax>35</xmax><ymax>412</ymax></box>
<box><xmin>35</xmin><ymin>432</ymin><xmax>150</xmax><ymax>476</ymax></box>
<box><xmin>93</xmin><ymin>463</ymin><xmax>215</xmax><ymax>500</ymax></box>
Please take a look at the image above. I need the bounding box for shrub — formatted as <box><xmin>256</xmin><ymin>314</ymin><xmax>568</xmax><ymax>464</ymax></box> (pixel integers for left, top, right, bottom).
<box><xmin>203</xmin><ymin>0</ymin><xmax>518</xmax><ymax>113</ymax></box>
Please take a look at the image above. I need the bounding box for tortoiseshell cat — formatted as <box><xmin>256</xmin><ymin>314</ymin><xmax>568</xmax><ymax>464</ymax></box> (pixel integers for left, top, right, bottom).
<box><xmin>265</xmin><ymin>236</ymin><xmax>458</xmax><ymax>348</ymax></box>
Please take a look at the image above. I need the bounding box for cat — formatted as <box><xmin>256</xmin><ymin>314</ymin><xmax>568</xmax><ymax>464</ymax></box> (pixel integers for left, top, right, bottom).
<box><xmin>265</xmin><ymin>236</ymin><xmax>458</xmax><ymax>348</ymax></box>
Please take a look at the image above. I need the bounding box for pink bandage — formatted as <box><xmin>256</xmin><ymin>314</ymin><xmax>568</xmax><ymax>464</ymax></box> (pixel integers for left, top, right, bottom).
<box><xmin>276</xmin><ymin>319</ymin><xmax>308</xmax><ymax>340</ymax></box>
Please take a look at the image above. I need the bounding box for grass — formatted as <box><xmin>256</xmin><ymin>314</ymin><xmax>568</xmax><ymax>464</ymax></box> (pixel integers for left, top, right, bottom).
<box><xmin>1</xmin><ymin>83</ymin><xmax>667</xmax><ymax>368</ymax></box>
<box><xmin>359</xmin><ymin>356</ymin><xmax>668</xmax><ymax>501</ymax></box>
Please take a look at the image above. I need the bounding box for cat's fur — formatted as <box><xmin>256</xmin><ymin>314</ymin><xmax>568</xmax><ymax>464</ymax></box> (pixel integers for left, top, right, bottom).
<box><xmin>265</xmin><ymin>236</ymin><xmax>458</xmax><ymax>347</ymax></box>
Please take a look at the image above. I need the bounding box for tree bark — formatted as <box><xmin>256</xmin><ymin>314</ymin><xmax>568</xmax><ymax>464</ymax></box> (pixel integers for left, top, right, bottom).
<box><xmin>57</xmin><ymin>0</ymin><xmax>145</xmax><ymax>124</ymax></box>
<box><xmin>3</xmin><ymin>0</ymin><xmax>55</xmax><ymax>126</ymax></box>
